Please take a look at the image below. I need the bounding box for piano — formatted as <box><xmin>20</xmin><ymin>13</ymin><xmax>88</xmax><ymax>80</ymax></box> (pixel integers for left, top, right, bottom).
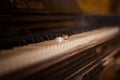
<box><xmin>0</xmin><ymin>0</ymin><xmax>120</xmax><ymax>80</ymax></box>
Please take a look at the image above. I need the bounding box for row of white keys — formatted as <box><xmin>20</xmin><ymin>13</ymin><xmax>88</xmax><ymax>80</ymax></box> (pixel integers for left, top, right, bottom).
<box><xmin>0</xmin><ymin>27</ymin><xmax>119</xmax><ymax>76</ymax></box>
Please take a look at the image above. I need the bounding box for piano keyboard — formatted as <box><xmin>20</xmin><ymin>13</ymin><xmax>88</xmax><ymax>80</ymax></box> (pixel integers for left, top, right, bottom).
<box><xmin>0</xmin><ymin>27</ymin><xmax>119</xmax><ymax>79</ymax></box>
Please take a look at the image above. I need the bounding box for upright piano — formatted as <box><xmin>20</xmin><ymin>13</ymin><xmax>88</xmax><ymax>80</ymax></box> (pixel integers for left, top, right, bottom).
<box><xmin>0</xmin><ymin>0</ymin><xmax>120</xmax><ymax>80</ymax></box>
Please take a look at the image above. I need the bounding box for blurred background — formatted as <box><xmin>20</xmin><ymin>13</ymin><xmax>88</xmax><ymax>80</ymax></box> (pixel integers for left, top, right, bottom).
<box><xmin>78</xmin><ymin>0</ymin><xmax>120</xmax><ymax>79</ymax></box>
<box><xmin>76</xmin><ymin>0</ymin><xmax>120</xmax><ymax>15</ymax></box>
